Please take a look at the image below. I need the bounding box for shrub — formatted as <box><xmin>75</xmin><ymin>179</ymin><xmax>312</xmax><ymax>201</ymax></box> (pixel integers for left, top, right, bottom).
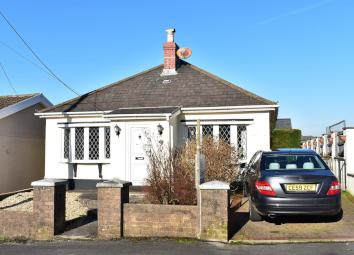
<box><xmin>145</xmin><ymin>141</ymin><xmax>196</xmax><ymax>205</ymax></box>
<box><xmin>145</xmin><ymin>141</ymin><xmax>174</xmax><ymax>204</ymax></box>
<box><xmin>271</xmin><ymin>129</ymin><xmax>302</xmax><ymax>150</ymax></box>
<box><xmin>145</xmin><ymin>136</ymin><xmax>240</xmax><ymax>205</ymax></box>
<box><xmin>178</xmin><ymin>137</ymin><xmax>240</xmax><ymax>183</ymax></box>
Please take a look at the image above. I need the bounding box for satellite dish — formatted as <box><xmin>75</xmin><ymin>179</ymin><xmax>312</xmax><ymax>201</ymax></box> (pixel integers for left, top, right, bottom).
<box><xmin>177</xmin><ymin>48</ymin><xmax>192</xmax><ymax>59</ymax></box>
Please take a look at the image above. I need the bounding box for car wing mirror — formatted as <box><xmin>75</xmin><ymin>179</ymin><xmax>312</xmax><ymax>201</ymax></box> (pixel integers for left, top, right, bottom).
<box><xmin>249</xmin><ymin>167</ymin><xmax>257</xmax><ymax>174</ymax></box>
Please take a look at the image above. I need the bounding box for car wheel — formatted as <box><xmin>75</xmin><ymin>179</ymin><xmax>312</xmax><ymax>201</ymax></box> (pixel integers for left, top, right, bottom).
<box><xmin>249</xmin><ymin>199</ymin><xmax>263</xmax><ymax>222</ymax></box>
<box><xmin>332</xmin><ymin>209</ymin><xmax>343</xmax><ymax>221</ymax></box>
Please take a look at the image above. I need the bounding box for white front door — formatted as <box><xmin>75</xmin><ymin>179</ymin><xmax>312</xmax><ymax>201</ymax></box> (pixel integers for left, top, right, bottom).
<box><xmin>130</xmin><ymin>127</ymin><xmax>150</xmax><ymax>185</ymax></box>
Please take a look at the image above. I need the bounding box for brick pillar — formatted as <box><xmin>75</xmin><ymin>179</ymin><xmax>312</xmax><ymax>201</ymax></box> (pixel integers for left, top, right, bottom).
<box><xmin>199</xmin><ymin>181</ymin><xmax>230</xmax><ymax>242</ymax></box>
<box><xmin>97</xmin><ymin>179</ymin><xmax>132</xmax><ymax>239</ymax></box>
<box><xmin>31</xmin><ymin>179</ymin><xmax>67</xmax><ymax>240</ymax></box>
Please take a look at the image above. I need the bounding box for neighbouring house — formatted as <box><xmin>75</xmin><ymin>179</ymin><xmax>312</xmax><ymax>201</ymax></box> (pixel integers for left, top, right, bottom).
<box><xmin>36</xmin><ymin>29</ymin><xmax>278</xmax><ymax>188</ymax></box>
<box><xmin>0</xmin><ymin>93</ymin><xmax>52</xmax><ymax>193</ymax></box>
<box><xmin>276</xmin><ymin>118</ymin><xmax>292</xmax><ymax>129</ymax></box>
<box><xmin>301</xmin><ymin>135</ymin><xmax>315</xmax><ymax>143</ymax></box>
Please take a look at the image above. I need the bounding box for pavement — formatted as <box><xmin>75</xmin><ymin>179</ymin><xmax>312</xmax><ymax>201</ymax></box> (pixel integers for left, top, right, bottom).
<box><xmin>0</xmin><ymin>239</ymin><xmax>354</xmax><ymax>255</ymax></box>
<box><xmin>231</xmin><ymin>192</ymin><xmax>354</xmax><ymax>242</ymax></box>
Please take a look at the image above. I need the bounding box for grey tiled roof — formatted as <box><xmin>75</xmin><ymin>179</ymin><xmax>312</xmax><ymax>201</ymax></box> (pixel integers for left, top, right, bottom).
<box><xmin>0</xmin><ymin>93</ymin><xmax>39</xmax><ymax>110</ymax></box>
<box><xmin>109</xmin><ymin>106</ymin><xmax>180</xmax><ymax>115</ymax></box>
<box><xmin>41</xmin><ymin>61</ymin><xmax>276</xmax><ymax>113</ymax></box>
<box><xmin>276</xmin><ymin>118</ymin><xmax>292</xmax><ymax>129</ymax></box>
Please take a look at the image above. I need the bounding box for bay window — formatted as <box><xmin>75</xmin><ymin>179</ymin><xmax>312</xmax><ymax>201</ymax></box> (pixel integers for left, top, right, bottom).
<box><xmin>62</xmin><ymin>126</ymin><xmax>111</xmax><ymax>162</ymax></box>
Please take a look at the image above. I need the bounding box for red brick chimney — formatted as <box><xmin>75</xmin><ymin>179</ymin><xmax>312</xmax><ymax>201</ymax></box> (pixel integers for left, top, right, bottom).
<box><xmin>161</xmin><ymin>28</ymin><xmax>178</xmax><ymax>76</ymax></box>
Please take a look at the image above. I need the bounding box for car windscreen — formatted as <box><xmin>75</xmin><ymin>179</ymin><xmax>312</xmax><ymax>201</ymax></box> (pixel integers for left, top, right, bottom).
<box><xmin>261</xmin><ymin>154</ymin><xmax>327</xmax><ymax>171</ymax></box>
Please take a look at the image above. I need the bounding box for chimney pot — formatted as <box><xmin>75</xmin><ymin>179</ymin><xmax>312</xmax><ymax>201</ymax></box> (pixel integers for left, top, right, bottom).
<box><xmin>166</xmin><ymin>28</ymin><xmax>175</xmax><ymax>42</ymax></box>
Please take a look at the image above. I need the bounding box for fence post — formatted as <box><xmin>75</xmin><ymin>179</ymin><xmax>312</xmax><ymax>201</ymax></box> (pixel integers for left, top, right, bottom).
<box><xmin>315</xmin><ymin>137</ymin><xmax>320</xmax><ymax>154</ymax></box>
<box><xmin>323</xmin><ymin>135</ymin><xmax>328</xmax><ymax>156</ymax></box>
<box><xmin>199</xmin><ymin>181</ymin><xmax>230</xmax><ymax>242</ymax></box>
<box><xmin>96</xmin><ymin>179</ymin><xmax>131</xmax><ymax>239</ymax></box>
<box><xmin>31</xmin><ymin>179</ymin><xmax>67</xmax><ymax>240</ymax></box>
<box><xmin>312</xmin><ymin>138</ymin><xmax>316</xmax><ymax>151</ymax></box>
<box><xmin>332</xmin><ymin>132</ymin><xmax>337</xmax><ymax>159</ymax></box>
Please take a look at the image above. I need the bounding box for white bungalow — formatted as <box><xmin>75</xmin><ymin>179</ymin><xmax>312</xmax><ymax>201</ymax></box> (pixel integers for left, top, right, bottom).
<box><xmin>36</xmin><ymin>29</ymin><xmax>278</xmax><ymax>188</ymax></box>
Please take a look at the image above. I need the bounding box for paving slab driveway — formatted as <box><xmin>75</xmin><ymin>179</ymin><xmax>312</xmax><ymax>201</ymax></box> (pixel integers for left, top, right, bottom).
<box><xmin>231</xmin><ymin>192</ymin><xmax>354</xmax><ymax>241</ymax></box>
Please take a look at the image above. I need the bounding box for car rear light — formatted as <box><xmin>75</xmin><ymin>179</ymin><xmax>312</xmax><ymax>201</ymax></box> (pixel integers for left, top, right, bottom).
<box><xmin>327</xmin><ymin>180</ymin><xmax>341</xmax><ymax>196</ymax></box>
<box><xmin>255</xmin><ymin>180</ymin><xmax>276</xmax><ymax>197</ymax></box>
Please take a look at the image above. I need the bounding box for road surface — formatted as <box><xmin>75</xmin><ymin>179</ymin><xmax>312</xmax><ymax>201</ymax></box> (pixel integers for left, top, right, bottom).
<box><xmin>0</xmin><ymin>239</ymin><xmax>353</xmax><ymax>255</ymax></box>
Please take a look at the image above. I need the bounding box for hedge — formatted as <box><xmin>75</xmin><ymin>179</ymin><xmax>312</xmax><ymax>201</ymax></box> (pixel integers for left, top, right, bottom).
<box><xmin>271</xmin><ymin>129</ymin><xmax>302</xmax><ymax>150</ymax></box>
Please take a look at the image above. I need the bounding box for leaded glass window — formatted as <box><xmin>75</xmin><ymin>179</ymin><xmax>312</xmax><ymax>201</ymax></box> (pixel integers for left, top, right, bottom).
<box><xmin>75</xmin><ymin>127</ymin><xmax>84</xmax><ymax>160</ymax></box>
<box><xmin>89</xmin><ymin>127</ymin><xmax>99</xmax><ymax>160</ymax></box>
<box><xmin>187</xmin><ymin>126</ymin><xmax>196</xmax><ymax>140</ymax></box>
<box><xmin>202</xmin><ymin>125</ymin><xmax>213</xmax><ymax>137</ymax></box>
<box><xmin>237</xmin><ymin>125</ymin><xmax>247</xmax><ymax>159</ymax></box>
<box><xmin>104</xmin><ymin>127</ymin><xmax>111</xmax><ymax>159</ymax></box>
<box><xmin>219</xmin><ymin>125</ymin><xmax>230</xmax><ymax>144</ymax></box>
<box><xmin>63</xmin><ymin>128</ymin><xmax>70</xmax><ymax>159</ymax></box>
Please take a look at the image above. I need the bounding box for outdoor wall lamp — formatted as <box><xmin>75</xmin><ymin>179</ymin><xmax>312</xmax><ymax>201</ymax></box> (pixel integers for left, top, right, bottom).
<box><xmin>114</xmin><ymin>124</ymin><xmax>121</xmax><ymax>136</ymax></box>
<box><xmin>157</xmin><ymin>123</ymin><xmax>164</xmax><ymax>136</ymax></box>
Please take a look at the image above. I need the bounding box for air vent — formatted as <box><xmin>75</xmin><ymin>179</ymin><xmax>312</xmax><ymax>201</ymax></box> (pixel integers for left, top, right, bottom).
<box><xmin>162</xmin><ymin>79</ymin><xmax>172</xmax><ymax>84</ymax></box>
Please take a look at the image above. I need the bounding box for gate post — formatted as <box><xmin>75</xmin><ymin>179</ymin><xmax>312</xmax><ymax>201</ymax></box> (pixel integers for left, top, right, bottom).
<box><xmin>97</xmin><ymin>179</ymin><xmax>131</xmax><ymax>239</ymax></box>
<box><xmin>31</xmin><ymin>179</ymin><xmax>67</xmax><ymax>240</ymax></box>
<box><xmin>199</xmin><ymin>181</ymin><xmax>230</xmax><ymax>242</ymax></box>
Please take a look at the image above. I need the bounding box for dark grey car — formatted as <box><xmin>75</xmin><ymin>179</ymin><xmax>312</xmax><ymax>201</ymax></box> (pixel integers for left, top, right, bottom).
<box><xmin>243</xmin><ymin>149</ymin><xmax>342</xmax><ymax>221</ymax></box>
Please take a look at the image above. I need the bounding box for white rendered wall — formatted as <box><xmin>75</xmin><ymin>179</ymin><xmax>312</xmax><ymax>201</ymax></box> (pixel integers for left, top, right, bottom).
<box><xmin>44</xmin><ymin>116</ymin><xmax>171</xmax><ymax>185</ymax></box>
<box><xmin>345</xmin><ymin>128</ymin><xmax>354</xmax><ymax>195</ymax></box>
<box><xmin>43</xmin><ymin>110</ymin><xmax>273</xmax><ymax>184</ymax></box>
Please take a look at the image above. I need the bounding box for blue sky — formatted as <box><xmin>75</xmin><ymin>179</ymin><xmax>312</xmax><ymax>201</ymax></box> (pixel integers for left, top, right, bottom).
<box><xmin>0</xmin><ymin>0</ymin><xmax>353</xmax><ymax>136</ymax></box>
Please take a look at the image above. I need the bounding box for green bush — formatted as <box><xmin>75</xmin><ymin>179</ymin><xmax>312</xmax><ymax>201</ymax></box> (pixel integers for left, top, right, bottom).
<box><xmin>271</xmin><ymin>129</ymin><xmax>302</xmax><ymax>150</ymax></box>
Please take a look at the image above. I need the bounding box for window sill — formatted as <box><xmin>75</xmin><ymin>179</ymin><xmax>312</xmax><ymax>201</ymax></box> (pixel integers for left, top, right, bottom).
<box><xmin>60</xmin><ymin>160</ymin><xmax>111</xmax><ymax>164</ymax></box>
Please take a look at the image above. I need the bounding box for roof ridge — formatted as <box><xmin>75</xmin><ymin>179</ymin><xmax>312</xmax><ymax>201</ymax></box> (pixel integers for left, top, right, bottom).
<box><xmin>186</xmin><ymin>62</ymin><xmax>276</xmax><ymax>105</ymax></box>
<box><xmin>0</xmin><ymin>93</ymin><xmax>39</xmax><ymax>98</ymax></box>
<box><xmin>40</xmin><ymin>64</ymin><xmax>163</xmax><ymax>113</ymax></box>
<box><xmin>117</xmin><ymin>105</ymin><xmax>181</xmax><ymax>110</ymax></box>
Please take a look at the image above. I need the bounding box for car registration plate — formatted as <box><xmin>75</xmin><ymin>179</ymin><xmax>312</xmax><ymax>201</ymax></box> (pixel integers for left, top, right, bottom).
<box><xmin>285</xmin><ymin>184</ymin><xmax>317</xmax><ymax>192</ymax></box>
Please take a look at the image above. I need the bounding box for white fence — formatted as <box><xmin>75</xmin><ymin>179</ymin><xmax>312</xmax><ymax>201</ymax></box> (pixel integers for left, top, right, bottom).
<box><xmin>302</xmin><ymin>128</ymin><xmax>354</xmax><ymax>195</ymax></box>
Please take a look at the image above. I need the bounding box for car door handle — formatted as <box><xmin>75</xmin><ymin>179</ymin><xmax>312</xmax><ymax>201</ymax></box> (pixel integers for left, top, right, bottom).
<box><xmin>135</xmin><ymin>157</ymin><xmax>144</xmax><ymax>160</ymax></box>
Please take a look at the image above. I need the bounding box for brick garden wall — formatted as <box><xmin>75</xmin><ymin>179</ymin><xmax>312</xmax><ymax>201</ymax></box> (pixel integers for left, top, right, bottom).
<box><xmin>123</xmin><ymin>204</ymin><xmax>198</xmax><ymax>238</ymax></box>
<box><xmin>0</xmin><ymin>179</ymin><xmax>233</xmax><ymax>241</ymax></box>
<box><xmin>0</xmin><ymin>179</ymin><xmax>67</xmax><ymax>241</ymax></box>
<box><xmin>0</xmin><ymin>210</ymin><xmax>35</xmax><ymax>239</ymax></box>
